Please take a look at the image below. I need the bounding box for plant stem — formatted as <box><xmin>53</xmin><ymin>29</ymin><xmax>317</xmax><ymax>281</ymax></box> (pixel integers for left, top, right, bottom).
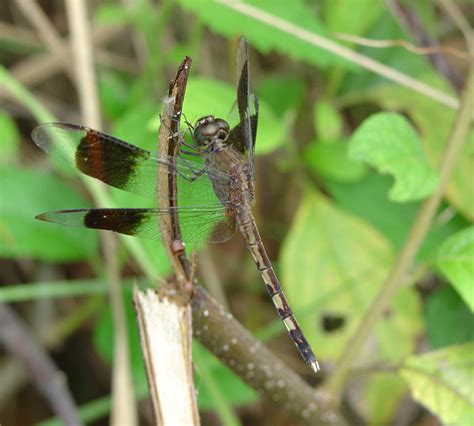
<box><xmin>0</xmin><ymin>65</ymin><xmax>55</xmax><ymax>123</ymax></box>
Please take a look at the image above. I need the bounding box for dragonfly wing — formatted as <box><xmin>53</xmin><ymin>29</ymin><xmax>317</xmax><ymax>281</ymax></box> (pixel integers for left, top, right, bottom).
<box><xmin>228</xmin><ymin>37</ymin><xmax>259</xmax><ymax>171</ymax></box>
<box><xmin>32</xmin><ymin>123</ymin><xmax>231</xmax><ymax>205</ymax></box>
<box><xmin>236</xmin><ymin>37</ymin><xmax>256</xmax><ymax>159</ymax></box>
<box><xmin>32</xmin><ymin>123</ymin><xmax>156</xmax><ymax>196</ymax></box>
<box><xmin>249</xmin><ymin>94</ymin><xmax>259</xmax><ymax>148</ymax></box>
<box><xmin>227</xmin><ymin>94</ymin><xmax>259</xmax><ymax>156</ymax></box>
<box><xmin>36</xmin><ymin>207</ymin><xmax>235</xmax><ymax>243</ymax></box>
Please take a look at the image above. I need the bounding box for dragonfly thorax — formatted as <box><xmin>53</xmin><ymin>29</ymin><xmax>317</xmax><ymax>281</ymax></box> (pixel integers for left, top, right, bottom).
<box><xmin>193</xmin><ymin>116</ymin><xmax>230</xmax><ymax>150</ymax></box>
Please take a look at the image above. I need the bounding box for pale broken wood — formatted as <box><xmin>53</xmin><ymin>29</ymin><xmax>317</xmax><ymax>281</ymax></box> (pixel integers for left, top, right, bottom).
<box><xmin>133</xmin><ymin>287</ymin><xmax>199</xmax><ymax>426</ymax></box>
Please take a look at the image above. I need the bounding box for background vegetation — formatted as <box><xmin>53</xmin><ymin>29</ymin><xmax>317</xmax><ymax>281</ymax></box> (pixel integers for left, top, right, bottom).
<box><xmin>0</xmin><ymin>0</ymin><xmax>472</xmax><ymax>425</ymax></box>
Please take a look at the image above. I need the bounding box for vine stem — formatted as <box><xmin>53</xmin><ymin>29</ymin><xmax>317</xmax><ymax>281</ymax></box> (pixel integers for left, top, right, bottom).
<box><xmin>324</xmin><ymin>56</ymin><xmax>474</xmax><ymax>406</ymax></box>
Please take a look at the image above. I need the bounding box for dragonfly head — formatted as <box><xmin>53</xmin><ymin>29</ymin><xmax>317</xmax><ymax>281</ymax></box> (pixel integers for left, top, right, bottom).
<box><xmin>193</xmin><ymin>116</ymin><xmax>230</xmax><ymax>149</ymax></box>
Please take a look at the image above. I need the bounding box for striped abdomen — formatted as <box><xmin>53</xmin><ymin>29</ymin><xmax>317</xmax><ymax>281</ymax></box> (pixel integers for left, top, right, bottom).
<box><xmin>236</xmin><ymin>210</ymin><xmax>319</xmax><ymax>373</ymax></box>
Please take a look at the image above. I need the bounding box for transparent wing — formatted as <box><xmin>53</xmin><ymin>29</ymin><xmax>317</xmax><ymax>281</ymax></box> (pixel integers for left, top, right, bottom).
<box><xmin>36</xmin><ymin>207</ymin><xmax>235</xmax><ymax>244</ymax></box>
<box><xmin>32</xmin><ymin>122</ymin><xmax>231</xmax><ymax>206</ymax></box>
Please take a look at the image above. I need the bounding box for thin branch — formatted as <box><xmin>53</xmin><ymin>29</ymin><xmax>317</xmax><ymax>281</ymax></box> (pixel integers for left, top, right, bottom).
<box><xmin>14</xmin><ymin>0</ymin><xmax>74</xmax><ymax>79</ymax></box>
<box><xmin>0</xmin><ymin>24</ymin><xmax>127</xmax><ymax>99</ymax></box>
<box><xmin>156</xmin><ymin>57</ymin><xmax>193</xmax><ymax>287</ymax></box>
<box><xmin>334</xmin><ymin>33</ymin><xmax>469</xmax><ymax>61</ymax></box>
<box><xmin>0</xmin><ymin>359</ymin><xmax>28</xmax><ymax>409</ymax></box>
<box><xmin>0</xmin><ymin>20</ymin><xmax>136</xmax><ymax>73</ymax></box>
<box><xmin>0</xmin><ymin>296</ymin><xmax>103</xmax><ymax>411</ymax></box>
<box><xmin>65</xmin><ymin>0</ymin><xmax>101</xmax><ymax>128</ymax></box>
<box><xmin>0</xmin><ymin>20</ymin><xmax>41</xmax><ymax>48</ymax></box>
<box><xmin>120</xmin><ymin>0</ymin><xmax>148</xmax><ymax>68</ymax></box>
<box><xmin>386</xmin><ymin>0</ymin><xmax>464</xmax><ymax>91</ymax></box>
<box><xmin>324</xmin><ymin>30</ymin><xmax>474</xmax><ymax>406</ymax></box>
<box><xmin>103</xmin><ymin>234</ymin><xmax>138</xmax><ymax>426</ymax></box>
<box><xmin>96</xmin><ymin>50</ymin><xmax>141</xmax><ymax>73</ymax></box>
<box><xmin>0</xmin><ymin>65</ymin><xmax>55</xmax><ymax>123</ymax></box>
<box><xmin>216</xmin><ymin>0</ymin><xmax>462</xmax><ymax>112</ymax></box>
<box><xmin>134</xmin><ymin>57</ymin><xmax>198</xmax><ymax>425</ymax></box>
<box><xmin>64</xmin><ymin>1</ymin><xmax>137</xmax><ymax>425</ymax></box>
<box><xmin>437</xmin><ymin>0</ymin><xmax>474</xmax><ymax>54</ymax></box>
<box><xmin>0</xmin><ymin>304</ymin><xmax>82</xmax><ymax>425</ymax></box>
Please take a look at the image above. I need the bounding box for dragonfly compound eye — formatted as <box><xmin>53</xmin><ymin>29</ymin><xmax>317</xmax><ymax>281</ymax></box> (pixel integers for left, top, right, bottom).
<box><xmin>215</xmin><ymin>118</ymin><xmax>230</xmax><ymax>133</ymax></box>
<box><xmin>194</xmin><ymin>116</ymin><xmax>230</xmax><ymax>146</ymax></box>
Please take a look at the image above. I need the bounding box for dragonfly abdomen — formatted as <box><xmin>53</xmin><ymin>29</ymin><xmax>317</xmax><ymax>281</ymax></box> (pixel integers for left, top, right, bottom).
<box><xmin>235</xmin><ymin>212</ymin><xmax>320</xmax><ymax>373</ymax></box>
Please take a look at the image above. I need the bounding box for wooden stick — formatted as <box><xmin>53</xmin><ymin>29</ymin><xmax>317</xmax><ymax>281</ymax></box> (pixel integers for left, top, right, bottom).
<box><xmin>133</xmin><ymin>287</ymin><xmax>199</xmax><ymax>425</ymax></box>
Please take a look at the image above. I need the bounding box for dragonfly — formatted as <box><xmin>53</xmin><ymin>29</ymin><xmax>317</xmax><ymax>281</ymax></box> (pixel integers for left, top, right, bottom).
<box><xmin>32</xmin><ymin>37</ymin><xmax>319</xmax><ymax>374</ymax></box>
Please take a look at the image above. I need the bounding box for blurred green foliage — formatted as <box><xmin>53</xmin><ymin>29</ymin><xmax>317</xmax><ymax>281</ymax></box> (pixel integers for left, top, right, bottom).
<box><xmin>0</xmin><ymin>167</ymin><xmax>97</xmax><ymax>260</ymax></box>
<box><xmin>1</xmin><ymin>0</ymin><xmax>472</xmax><ymax>424</ymax></box>
<box><xmin>426</xmin><ymin>285</ymin><xmax>474</xmax><ymax>349</ymax></box>
<box><xmin>400</xmin><ymin>343</ymin><xmax>474</xmax><ymax>425</ymax></box>
<box><xmin>0</xmin><ymin>112</ymin><xmax>19</xmax><ymax>164</ymax></box>
<box><xmin>436</xmin><ymin>226</ymin><xmax>474</xmax><ymax>311</ymax></box>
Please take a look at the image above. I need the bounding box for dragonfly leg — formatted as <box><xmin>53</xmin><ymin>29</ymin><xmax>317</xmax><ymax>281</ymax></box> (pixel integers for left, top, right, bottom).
<box><xmin>179</xmin><ymin>115</ymin><xmax>201</xmax><ymax>150</ymax></box>
<box><xmin>159</xmin><ymin>113</ymin><xmax>186</xmax><ymax>141</ymax></box>
<box><xmin>179</xmin><ymin>137</ymin><xmax>201</xmax><ymax>151</ymax></box>
<box><xmin>179</xmin><ymin>149</ymin><xmax>202</xmax><ymax>157</ymax></box>
<box><xmin>177</xmin><ymin>167</ymin><xmax>206</xmax><ymax>182</ymax></box>
<box><xmin>174</xmin><ymin>119</ymin><xmax>202</xmax><ymax>154</ymax></box>
<box><xmin>181</xmin><ymin>112</ymin><xmax>195</xmax><ymax>131</ymax></box>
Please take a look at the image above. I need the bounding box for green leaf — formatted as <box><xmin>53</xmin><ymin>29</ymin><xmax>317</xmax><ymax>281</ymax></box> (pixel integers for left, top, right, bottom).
<box><xmin>94</xmin><ymin>3</ymin><xmax>131</xmax><ymax>24</ymax></box>
<box><xmin>375</xmin><ymin>287</ymin><xmax>423</xmax><ymax>362</ymax></box>
<box><xmin>99</xmin><ymin>72</ymin><xmax>131</xmax><ymax>120</ymax></box>
<box><xmin>112</xmin><ymin>100</ymin><xmax>158</xmax><ymax>149</ymax></box>
<box><xmin>323</xmin><ymin>0</ymin><xmax>383</xmax><ymax>36</ymax></box>
<box><xmin>326</xmin><ymin>173</ymin><xmax>468</xmax><ymax>261</ymax></box>
<box><xmin>304</xmin><ymin>139</ymin><xmax>367</xmax><ymax>182</ymax></box>
<box><xmin>0</xmin><ymin>167</ymin><xmax>97</xmax><ymax>261</ymax></box>
<box><xmin>313</xmin><ymin>101</ymin><xmax>344</xmax><ymax>141</ymax></box>
<box><xmin>436</xmin><ymin>227</ymin><xmax>474</xmax><ymax>311</ymax></box>
<box><xmin>344</xmin><ymin>73</ymin><xmax>473</xmax><ymax>219</ymax></box>
<box><xmin>181</xmin><ymin>78</ymin><xmax>237</xmax><ymax>126</ymax></box>
<box><xmin>176</xmin><ymin>0</ymin><xmax>350</xmax><ymax>69</ymax></box>
<box><xmin>348</xmin><ymin>112</ymin><xmax>439</xmax><ymax>202</ymax></box>
<box><xmin>400</xmin><ymin>343</ymin><xmax>474</xmax><ymax>425</ymax></box>
<box><xmin>426</xmin><ymin>286</ymin><xmax>474</xmax><ymax>349</ymax></box>
<box><xmin>281</xmin><ymin>191</ymin><xmax>403</xmax><ymax>361</ymax></box>
<box><xmin>150</xmin><ymin>77</ymin><xmax>286</xmax><ymax>155</ymax></box>
<box><xmin>0</xmin><ymin>112</ymin><xmax>19</xmax><ymax>164</ymax></box>
<box><xmin>257</xmin><ymin>76</ymin><xmax>303</xmax><ymax>117</ymax></box>
<box><xmin>0</xmin><ymin>279</ymin><xmax>106</xmax><ymax>303</ymax></box>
